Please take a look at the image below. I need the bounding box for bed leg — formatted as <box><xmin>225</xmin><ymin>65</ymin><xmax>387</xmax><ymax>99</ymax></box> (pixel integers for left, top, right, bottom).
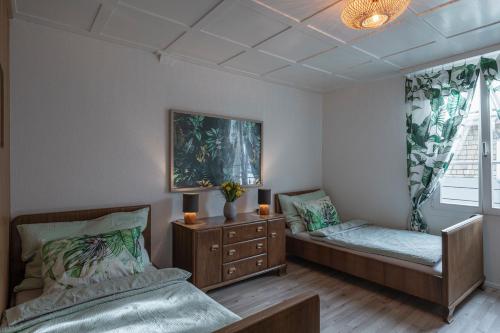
<box><xmin>444</xmin><ymin>306</ymin><xmax>455</xmax><ymax>324</ymax></box>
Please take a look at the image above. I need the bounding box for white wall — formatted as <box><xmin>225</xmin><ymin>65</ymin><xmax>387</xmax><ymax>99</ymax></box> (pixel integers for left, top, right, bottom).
<box><xmin>323</xmin><ymin>76</ymin><xmax>410</xmax><ymax>228</ymax></box>
<box><xmin>323</xmin><ymin>76</ymin><xmax>500</xmax><ymax>287</ymax></box>
<box><xmin>10</xmin><ymin>20</ymin><xmax>323</xmax><ymax>267</ymax></box>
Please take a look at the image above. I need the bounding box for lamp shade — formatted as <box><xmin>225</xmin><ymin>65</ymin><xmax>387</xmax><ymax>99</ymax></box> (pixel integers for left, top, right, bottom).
<box><xmin>183</xmin><ymin>193</ymin><xmax>199</xmax><ymax>213</ymax></box>
<box><xmin>341</xmin><ymin>0</ymin><xmax>410</xmax><ymax>30</ymax></box>
<box><xmin>258</xmin><ymin>189</ymin><xmax>271</xmax><ymax>205</ymax></box>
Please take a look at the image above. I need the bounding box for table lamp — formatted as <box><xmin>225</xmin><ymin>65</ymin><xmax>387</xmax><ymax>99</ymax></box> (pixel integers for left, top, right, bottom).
<box><xmin>258</xmin><ymin>189</ymin><xmax>271</xmax><ymax>215</ymax></box>
<box><xmin>183</xmin><ymin>193</ymin><xmax>199</xmax><ymax>224</ymax></box>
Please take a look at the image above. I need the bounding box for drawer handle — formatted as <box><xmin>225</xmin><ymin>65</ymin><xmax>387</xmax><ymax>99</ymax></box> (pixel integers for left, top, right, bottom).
<box><xmin>256</xmin><ymin>243</ymin><xmax>264</xmax><ymax>249</ymax></box>
<box><xmin>270</xmin><ymin>232</ymin><xmax>277</xmax><ymax>238</ymax></box>
<box><xmin>228</xmin><ymin>231</ymin><xmax>236</xmax><ymax>238</ymax></box>
<box><xmin>228</xmin><ymin>249</ymin><xmax>236</xmax><ymax>256</ymax></box>
<box><xmin>228</xmin><ymin>267</ymin><xmax>236</xmax><ymax>275</ymax></box>
<box><xmin>256</xmin><ymin>259</ymin><xmax>264</xmax><ymax>266</ymax></box>
<box><xmin>210</xmin><ymin>244</ymin><xmax>219</xmax><ymax>252</ymax></box>
<box><xmin>257</xmin><ymin>226</ymin><xmax>264</xmax><ymax>232</ymax></box>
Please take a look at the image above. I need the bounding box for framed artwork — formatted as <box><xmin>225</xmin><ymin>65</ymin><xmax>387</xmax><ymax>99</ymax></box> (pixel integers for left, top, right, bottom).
<box><xmin>170</xmin><ymin>109</ymin><xmax>263</xmax><ymax>192</ymax></box>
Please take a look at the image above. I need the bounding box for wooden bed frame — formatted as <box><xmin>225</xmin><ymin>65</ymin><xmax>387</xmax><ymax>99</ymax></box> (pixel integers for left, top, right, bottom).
<box><xmin>275</xmin><ymin>189</ymin><xmax>485</xmax><ymax>323</ymax></box>
<box><xmin>9</xmin><ymin>205</ymin><xmax>320</xmax><ymax>333</ymax></box>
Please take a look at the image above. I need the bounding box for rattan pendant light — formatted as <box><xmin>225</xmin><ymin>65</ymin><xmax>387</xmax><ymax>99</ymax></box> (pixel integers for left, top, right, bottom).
<box><xmin>341</xmin><ymin>0</ymin><xmax>411</xmax><ymax>29</ymax></box>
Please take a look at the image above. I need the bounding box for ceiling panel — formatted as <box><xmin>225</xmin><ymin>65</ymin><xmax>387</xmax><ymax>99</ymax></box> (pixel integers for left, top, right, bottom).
<box><xmin>168</xmin><ymin>31</ymin><xmax>246</xmax><ymax>64</ymax></box>
<box><xmin>102</xmin><ymin>5</ymin><xmax>186</xmax><ymax>49</ymax></box>
<box><xmin>254</xmin><ymin>0</ymin><xmax>337</xmax><ymax>21</ymax></box>
<box><xmin>258</xmin><ymin>28</ymin><xmax>335</xmax><ymax>62</ymax></box>
<box><xmin>342</xmin><ymin>60</ymin><xmax>400</xmax><ymax>80</ymax></box>
<box><xmin>423</xmin><ymin>0</ymin><xmax>500</xmax><ymax>37</ymax></box>
<box><xmin>222</xmin><ymin>51</ymin><xmax>290</xmax><ymax>75</ymax></box>
<box><xmin>118</xmin><ymin>0</ymin><xmax>220</xmax><ymax>27</ymax></box>
<box><xmin>303</xmin><ymin>46</ymin><xmax>372</xmax><ymax>74</ymax></box>
<box><xmin>446</xmin><ymin>21</ymin><xmax>500</xmax><ymax>53</ymax></box>
<box><xmin>383</xmin><ymin>42</ymin><xmax>456</xmax><ymax>68</ymax></box>
<box><xmin>410</xmin><ymin>0</ymin><xmax>457</xmax><ymax>14</ymax></box>
<box><xmin>305</xmin><ymin>0</ymin><xmax>373</xmax><ymax>43</ymax></box>
<box><xmin>352</xmin><ymin>14</ymin><xmax>437</xmax><ymax>57</ymax></box>
<box><xmin>15</xmin><ymin>0</ymin><xmax>101</xmax><ymax>31</ymax></box>
<box><xmin>385</xmin><ymin>20</ymin><xmax>500</xmax><ymax>69</ymax></box>
<box><xmin>201</xmin><ymin>1</ymin><xmax>289</xmax><ymax>47</ymax></box>
<box><xmin>266</xmin><ymin>65</ymin><xmax>352</xmax><ymax>91</ymax></box>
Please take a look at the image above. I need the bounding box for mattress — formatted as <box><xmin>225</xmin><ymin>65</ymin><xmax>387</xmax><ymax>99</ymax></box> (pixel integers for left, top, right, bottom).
<box><xmin>311</xmin><ymin>220</ymin><xmax>442</xmax><ymax>266</ymax></box>
<box><xmin>286</xmin><ymin>229</ymin><xmax>442</xmax><ymax>276</ymax></box>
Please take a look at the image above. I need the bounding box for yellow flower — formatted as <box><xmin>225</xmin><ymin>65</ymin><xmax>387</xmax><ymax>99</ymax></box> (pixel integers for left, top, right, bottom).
<box><xmin>236</xmin><ymin>190</ymin><xmax>242</xmax><ymax>197</ymax></box>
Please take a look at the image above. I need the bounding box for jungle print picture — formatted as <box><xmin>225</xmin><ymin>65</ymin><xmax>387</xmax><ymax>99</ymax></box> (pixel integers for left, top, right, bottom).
<box><xmin>171</xmin><ymin>110</ymin><xmax>262</xmax><ymax>191</ymax></box>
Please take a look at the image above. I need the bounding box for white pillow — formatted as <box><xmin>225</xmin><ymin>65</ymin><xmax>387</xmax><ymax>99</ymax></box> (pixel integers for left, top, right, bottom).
<box><xmin>16</xmin><ymin>208</ymin><xmax>150</xmax><ymax>282</ymax></box>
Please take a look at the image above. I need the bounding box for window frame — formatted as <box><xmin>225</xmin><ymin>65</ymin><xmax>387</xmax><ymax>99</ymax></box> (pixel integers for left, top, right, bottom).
<box><xmin>433</xmin><ymin>73</ymin><xmax>500</xmax><ymax>216</ymax></box>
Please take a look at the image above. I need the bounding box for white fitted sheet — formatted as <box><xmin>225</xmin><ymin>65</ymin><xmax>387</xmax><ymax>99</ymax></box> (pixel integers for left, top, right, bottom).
<box><xmin>286</xmin><ymin>229</ymin><xmax>442</xmax><ymax>276</ymax></box>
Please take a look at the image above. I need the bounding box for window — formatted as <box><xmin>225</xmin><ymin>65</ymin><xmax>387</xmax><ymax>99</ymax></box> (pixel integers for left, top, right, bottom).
<box><xmin>437</xmin><ymin>69</ymin><xmax>500</xmax><ymax>214</ymax></box>
<box><xmin>440</xmin><ymin>79</ymin><xmax>481</xmax><ymax>207</ymax></box>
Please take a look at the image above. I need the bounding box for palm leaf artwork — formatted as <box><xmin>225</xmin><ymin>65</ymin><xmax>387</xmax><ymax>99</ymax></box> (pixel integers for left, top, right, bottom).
<box><xmin>206</xmin><ymin>128</ymin><xmax>223</xmax><ymax>159</ymax></box>
<box><xmin>172</xmin><ymin>111</ymin><xmax>262</xmax><ymax>190</ymax></box>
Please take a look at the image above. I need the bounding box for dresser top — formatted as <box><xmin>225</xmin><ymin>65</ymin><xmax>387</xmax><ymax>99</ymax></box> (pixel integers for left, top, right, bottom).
<box><xmin>173</xmin><ymin>212</ymin><xmax>285</xmax><ymax>230</ymax></box>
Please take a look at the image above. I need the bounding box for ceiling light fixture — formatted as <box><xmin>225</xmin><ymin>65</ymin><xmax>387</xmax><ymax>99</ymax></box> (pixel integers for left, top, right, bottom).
<box><xmin>341</xmin><ymin>0</ymin><xmax>411</xmax><ymax>30</ymax></box>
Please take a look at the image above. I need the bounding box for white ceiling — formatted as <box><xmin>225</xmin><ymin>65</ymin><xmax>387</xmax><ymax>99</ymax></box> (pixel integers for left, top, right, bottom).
<box><xmin>11</xmin><ymin>0</ymin><xmax>500</xmax><ymax>93</ymax></box>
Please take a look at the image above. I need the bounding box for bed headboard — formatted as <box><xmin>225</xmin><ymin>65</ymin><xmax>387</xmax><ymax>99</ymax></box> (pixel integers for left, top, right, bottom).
<box><xmin>9</xmin><ymin>204</ymin><xmax>152</xmax><ymax>298</ymax></box>
<box><xmin>274</xmin><ymin>189</ymin><xmax>321</xmax><ymax>214</ymax></box>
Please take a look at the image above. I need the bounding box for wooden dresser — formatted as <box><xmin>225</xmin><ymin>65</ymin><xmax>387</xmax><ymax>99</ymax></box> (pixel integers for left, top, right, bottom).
<box><xmin>173</xmin><ymin>212</ymin><xmax>286</xmax><ymax>291</ymax></box>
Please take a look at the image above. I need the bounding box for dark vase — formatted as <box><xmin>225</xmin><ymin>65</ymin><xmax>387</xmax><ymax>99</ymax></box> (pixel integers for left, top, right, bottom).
<box><xmin>224</xmin><ymin>201</ymin><xmax>237</xmax><ymax>220</ymax></box>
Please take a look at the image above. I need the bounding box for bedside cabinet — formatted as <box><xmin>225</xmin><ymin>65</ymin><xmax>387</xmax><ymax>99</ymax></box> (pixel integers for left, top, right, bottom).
<box><xmin>173</xmin><ymin>213</ymin><xmax>286</xmax><ymax>291</ymax></box>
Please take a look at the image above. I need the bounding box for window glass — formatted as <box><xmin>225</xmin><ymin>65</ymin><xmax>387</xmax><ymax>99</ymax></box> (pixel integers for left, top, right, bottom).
<box><xmin>440</xmin><ymin>82</ymin><xmax>481</xmax><ymax>206</ymax></box>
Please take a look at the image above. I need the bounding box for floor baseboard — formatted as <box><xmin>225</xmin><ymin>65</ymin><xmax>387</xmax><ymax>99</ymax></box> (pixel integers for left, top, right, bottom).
<box><xmin>484</xmin><ymin>280</ymin><xmax>500</xmax><ymax>290</ymax></box>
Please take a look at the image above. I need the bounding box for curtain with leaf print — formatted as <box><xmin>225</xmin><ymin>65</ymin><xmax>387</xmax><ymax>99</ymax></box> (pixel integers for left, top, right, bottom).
<box><xmin>481</xmin><ymin>56</ymin><xmax>500</xmax><ymax>113</ymax></box>
<box><xmin>405</xmin><ymin>64</ymin><xmax>480</xmax><ymax>232</ymax></box>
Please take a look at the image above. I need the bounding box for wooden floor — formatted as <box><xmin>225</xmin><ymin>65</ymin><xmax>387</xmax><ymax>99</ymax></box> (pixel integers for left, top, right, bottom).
<box><xmin>209</xmin><ymin>257</ymin><xmax>500</xmax><ymax>333</ymax></box>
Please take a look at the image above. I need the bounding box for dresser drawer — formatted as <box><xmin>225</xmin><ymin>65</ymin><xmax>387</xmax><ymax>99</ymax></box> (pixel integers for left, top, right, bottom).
<box><xmin>223</xmin><ymin>238</ymin><xmax>267</xmax><ymax>263</ymax></box>
<box><xmin>223</xmin><ymin>222</ymin><xmax>267</xmax><ymax>244</ymax></box>
<box><xmin>223</xmin><ymin>254</ymin><xmax>268</xmax><ymax>281</ymax></box>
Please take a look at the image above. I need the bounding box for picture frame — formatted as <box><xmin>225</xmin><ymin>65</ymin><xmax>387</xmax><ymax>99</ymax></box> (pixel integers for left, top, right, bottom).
<box><xmin>169</xmin><ymin>109</ymin><xmax>263</xmax><ymax>192</ymax></box>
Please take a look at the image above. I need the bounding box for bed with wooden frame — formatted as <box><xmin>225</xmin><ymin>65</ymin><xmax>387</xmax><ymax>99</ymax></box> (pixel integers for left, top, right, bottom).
<box><xmin>275</xmin><ymin>189</ymin><xmax>485</xmax><ymax>323</ymax></box>
<box><xmin>9</xmin><ymin>205</ymin><xmax>320</xmax><ymax>333</ymax></box>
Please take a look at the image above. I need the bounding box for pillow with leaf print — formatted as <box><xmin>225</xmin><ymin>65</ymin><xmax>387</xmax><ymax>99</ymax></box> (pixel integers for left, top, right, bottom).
<box><xmin>41</xmin><ymin>226</ymin><xmax>145</xmax><ymax>294</ymax></box>
<box><xmin>293</xmin><ymin>196</ymin><xmax>341</xmax><ymax>232</ymax></box>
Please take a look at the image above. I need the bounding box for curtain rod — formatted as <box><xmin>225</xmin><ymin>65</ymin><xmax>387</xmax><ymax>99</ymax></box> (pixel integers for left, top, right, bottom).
<box><xmin>400</xmin><ymin>42</ymin><xmax>500</xmax><ymax>76</ymax></box>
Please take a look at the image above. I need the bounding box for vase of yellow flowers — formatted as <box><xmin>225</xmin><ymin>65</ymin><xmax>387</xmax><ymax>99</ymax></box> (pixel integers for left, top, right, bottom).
<box><xmin>221</xmin><ymin>181</ymin><xmax>245</xmax><ymax>220</ymax></box>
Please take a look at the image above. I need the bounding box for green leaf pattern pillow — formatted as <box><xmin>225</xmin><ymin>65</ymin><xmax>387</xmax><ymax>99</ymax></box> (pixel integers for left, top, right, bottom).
<box><xmin>293</xmin><ymin>196</ymin><xmax>341</xmax><ymax>232</ymax></box>
<box><xmin>41</xmin><ymin>227</ymin><xmax>144</xmax><ymax>294</ymax></box>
